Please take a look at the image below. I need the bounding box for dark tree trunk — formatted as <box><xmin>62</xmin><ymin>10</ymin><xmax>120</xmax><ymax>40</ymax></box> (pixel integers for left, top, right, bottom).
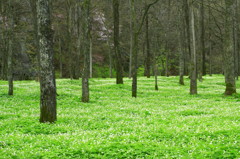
<box><xmin>30</xmin><ymin>0</ymin><xmax>40</xmax><ymax>81</ymax></box>
<box><xmin>131</xmin><ymin>0</ymin><xmax>159</xmax><ymax>97</ymax></box>
<box><xmin>113</xmin><ymin>0</ymin><xmax>123</xmax><ymax>84</ymax></box>
<box><xmin>183</xmin><ymin>0</ymin><xmax>191</xmax><ymax>75</ymax></box>
<box><xmin>59</xmin><ymin>38</ymin><xmax>63</xmax><ymax>78</ymax></box>
<box><xmin>179</xmin><ymin>4</ymin><xmax>185</xmax><ymax>85</ymax></box>
<box><xmin>8</xmin><ymin>0</ymin><xmax>14</xmax><ymax>96</ymax></box>
<box><xmin>129</xmin><ymin>0</ymin><xmax>133</xmax><ymax>79</ymax></box>
<box><xmin>208</xmin><ymin>1</ymin><xmax>212</xmax><ymax>76</ymax></box>
<box><xmin>81</xmin><ymin>0</ymin><xmax>91</xmax><ymax>103</ymax></box>
<box><xmin>224</xmin><ymin>0</ymin><xmax>236</xmax><ymax>95</ymax></box>
<box><xmin>131</xmin><ymin>0</ymin><xmax>138</xmax><ymax>97</ymax></box>
<box><xmin>145</xmin><ymin>11</ymin><xmax>151</xmax><ymax>78</ymax></box>
<box><xmin>37</xmin><ymin>0</ymin><xmax>57</xmax><ymax>123</ymax></box>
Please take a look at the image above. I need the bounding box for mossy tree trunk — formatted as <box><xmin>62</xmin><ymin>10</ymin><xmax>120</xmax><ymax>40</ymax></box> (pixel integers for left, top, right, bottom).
<box><xmin>37</xmin><ymin>0</ymin><xmax>57</xmax><ymax>123</ymax></box>
<box><xmin>113</xmin><ymin>0</ymin><xmax>123</xmax><ymax>84</ymax></box>
<box><xmin>81</xmin><ymin>0</ymin><xmax>91</xmax><ymax>103</ymax></box>
<box><xmin>224</xmin><ymin>0</ymin><xmax>236</xmax><ymax>95</ymax></box>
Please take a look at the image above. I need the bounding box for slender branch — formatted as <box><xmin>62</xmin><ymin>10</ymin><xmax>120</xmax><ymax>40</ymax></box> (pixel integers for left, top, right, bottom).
<box><xmin>137</xmin><ymin>0</ymin><xmax>159</xmax><ymax>35</ymax></box>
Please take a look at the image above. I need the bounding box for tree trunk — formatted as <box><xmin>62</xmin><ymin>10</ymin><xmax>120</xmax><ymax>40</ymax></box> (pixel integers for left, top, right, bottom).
<box><xmin>81</xmin><ymin>0</ymin><xmax>91</xmax><ymax>103</ymax></box>
<box><xmin>200</xmin><ymin>0</ymin><xmax>206</xmax><ymax>77</ymax></box>
<box><xmin>189</xmin><ymin>0</ymin><xmax>197</xmax><ymax>95</ymax></box>
<box><xmin>233</xmin><ymin>0</ymin><xmax>239</xmax><ymax>79</ymax></box>
<box><xmin>145</xmin><ymin>10</ymin><xmax>151</xmax><ymax>78</ymax></box>
<box><xmin>184</xmin><ymin>0</ymin><xmax>191</xmax><ymax>77</ymax></box>
<box><xmin>8</xmin><ymin>0</ymin><xmax>14</xmax><ymax>96</ymax></box>
<box><xmin>59</xmin><ymin>38</ymin><xmax>63</xmax><ymax>78</ymax></box>
<box><xmin>131</xmin><ymin>0</ymin><xmax>138</xmax><ymax>97</ymax></box>
<box><xmin>154</xmin><ymin>43</ymin><xmax>158</xmax><ymax>90</ymax></box>
<box><xmin>37</xmin><ymin>0</ymin><xmax>57</xmax><ymax>123</ymax></box>
<box><xmin>131</xmin><ymin>0</ymin><xmax>159</xmax><ymax>97</ymax></box>
<box><xmin>179</xmin><ymin>4</ymin><xmax>185</xmax><ymax>85</ymax></box>
<box><xmin>224</xmin><ymin>0</ymin><xmax>236</xmax><ymax>95</ymax></box>
<box><xmin>90</xmin><ymin>37</ymin><xmax>93</xmax><ymax>78</ymax></box>
<box><xmin>208</xmin><ymin>1</ymin><xmax>212</xmax><ymax>76</ymax></box>
<box><xmin>209</xmin><ymin>41</ymin><xmax>212</xmax><ymax>76</ymax></box>
<box><xmin>67</xmin><ymin>3</ymin><xmax>73</xmax><ymax>80</ymax></box>
<box><xmin>107</xmin><ymin>40</ymin><xmax>113</xmax><ymax>78</ymax></box>
<box><xmin>30</xmin><ymin>0</ymin><xmax>40</xmax><ymax>81</ymax></box>
<box><xmin>113</xmin><ymin>0</ymin><xmax>123</xmax><ymax>84</ymax></box>
<box><xmin>129</xmin><ymin>0</ymin><xmax>133</xmax><ymax>79</ymax></box>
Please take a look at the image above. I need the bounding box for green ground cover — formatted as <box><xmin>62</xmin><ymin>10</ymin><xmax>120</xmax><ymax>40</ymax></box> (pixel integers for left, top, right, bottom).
<box><xmin>0</xmin><ymin>75</ymin><xmax>239</xmax><ymax>158</ymax></box>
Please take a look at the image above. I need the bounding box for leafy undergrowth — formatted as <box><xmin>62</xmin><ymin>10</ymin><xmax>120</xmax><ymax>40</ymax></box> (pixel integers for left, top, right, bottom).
<box><xmin>0</xmin><ymin>75</ymin><xmax>239</xmax><ymax>158</ymax></box>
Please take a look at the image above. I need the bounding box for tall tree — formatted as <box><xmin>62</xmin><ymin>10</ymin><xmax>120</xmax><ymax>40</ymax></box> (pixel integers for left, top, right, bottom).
<box><xmin>189</xmin><ymin>0</ymin><xmax>197</xmax><ymax>94</ymax></box>
<box><xmin>37</xmin><ymin>0</ymin><xmax>57</xmax><ymax>123</ymax></box>
<box><xmin>81</xmin><ymin>0</ymin><xmax>91</xmax><ymax>102</ymax></box>
<box><xmin>7</xmin><ymin>0</ymin><xmax>14</xmax><ymax>95</ymax></box>
<box><xmin>233</xmin><ymin>0</ymin><xmax>239</xmax><ymax>79</ymax></box>
<box><xmin>129</xmin><ymin>0</ymin><xmax>133</xmax><ymax>79</ymax></box>
<box><xmin>179</xmin><ymin>1</ymin><xmax>185</xmax><ymax>85</ymax></box>
<box><xmin>113</xmin><ymin>0</ymin><xmax>123</xmax><ymax>84</ymax></box>
<box><xmin>200</xmin><ymin>0</ymin><xmax>206</xmax><ymax>77</ymax></box>
<box><xmin>224</xmin><ymin>0</ymin><xmax>236</xmax><ymax>95</ymax></box>
<box><xmin>145</xmin><ymin>7</ymin><xmax>151</xmax><ymax>78</ymax></box>
<box><xmin>30</xmin><ymin>0</ymin><xmax>40</xmax><ymax>81</ymax></box>
<box><xmin>131</xmin><ymin>0</ymin><xmax>159</xmax><ymax>97</ymax></box>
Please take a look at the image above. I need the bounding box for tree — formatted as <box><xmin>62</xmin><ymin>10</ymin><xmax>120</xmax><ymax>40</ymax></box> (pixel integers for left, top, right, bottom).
<box><xmin>224</xmin><ymin>0</ymin><xmax>236</xmax><ymax>95</ymax></box>
<box><xmin>233</xmin><ymin>0</ymin><xmax>239</xmax><ymax>79</ymax></box>
<box><xmin>30</xmin><ymin>0</ymin><xmax>40</xmax><ymax>81</ymax></box>
<box><xmin>37</xmin><ymin>0</ymin><xmax>57</xmax><ymax>123</ymax></box>
<box><xmin>200</xmin><ymin>0</ymin><xmax>206</xmax><ymax>77</ymax></box>
<box><xmin>113</xmin><ymin>0</ymin><xmax>123</xmax><ymax>84</ymax></box>
<box><xmin>179</xmin><ymin>1</ymin><xmax>185</xmax><ymax>85</ymax></box>
<box><xmin>145</xmin><ymin>6</ymin><xmax>151</xmax><ymax>78</ymax></box>
<box><xmin>8</xmin><ymin>0</ymin><xmax>14</xmax><ymax>95</ymax></box>
<box><xmin>81</xmin><ymin>0</ymin><xmax>91</xmax><ymax>103</ymax></box>
<box><xmin>131</xmin><ymin>0</ymin><xmax>159</xmax><ymax>97</ymax></box>
<box><xmin>189</xmin><ymin>0</ymin><xmax>197</xmax><ymax>95</ymax></box>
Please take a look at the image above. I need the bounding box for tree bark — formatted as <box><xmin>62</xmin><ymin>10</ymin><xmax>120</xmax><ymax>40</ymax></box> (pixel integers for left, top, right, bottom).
<box><xmin>90</xmin><ymin>37</ymin><xmax>93</xmax><ymax>78</ymax></box>
<box><xmin>131</xmin><ymin>0</ymin><xmax>138</xmax><ymax>97</ymax></box>
<box><xmin>233</xmin><ymin>0</ymin><xmax>239</xmax><ymax>79</ymax></box>
<box><xmin>81</xmin><ymin>0</ymin><xmax>91</xmax><ymax>103</ymax></box>
<box><xmin>183</xmin><ymin>0</ymin><xmax>191</xmax><ymax>76</ymax></box>
<box><xmin>129</xmin><ymin>0</ymin><xmax>133</xmax><ymax>79</ymax></box>
<box><xmin>200</xmin><ymin>0</ymin><xmax>206</xmax><ymax>77</ymax></box>
<box><xmin>107</xmin><ymin>40</ymin><xmax>113</xmax><ymax>78</ymax></box>
<box><xmin>189</xmin><ymin>0</ymin><xmax>197</xmax><ymax>95</ymax></box>
<box><xmin>30</xmin><ymin>0</ymin><xmax>40</xmax><ymax>81</ymax></box>
<box><xmin>113</xmin><ymin>0</ymin><xmax>123</xmax><ymax>84</ymax></box>
<box><xmin>145</xmin><ymin>10</ymin><xmax>151</xmax><ymax>78</ymax></box>
<box><xmin>8</xmin><ymin>0</ymin><xmax>14</xmax><ymax>96</ymax></box>
<box><xmin>179</xmin><ymin>3</ymin><xmax>185</xmax><ymax>85</ymax></box>
<box><xmin>37</xmin><ymin>0</ymin><xmax>57</xmax><ymax>123</ymax></box>
<box><xmin>131</xmin><ymin>0</ymin><xmax>159</xmax><ymax>97</ymax></box>
<box><xmin>224</xmin><ymin>0</ymin><xmax>236</xmax><ymax>95</ymax></box>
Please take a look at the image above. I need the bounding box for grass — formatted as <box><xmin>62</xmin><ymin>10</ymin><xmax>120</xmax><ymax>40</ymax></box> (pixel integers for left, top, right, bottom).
<box><xmin>0</xmin><ymin>75</ymin><xmax>239</xmax><ymax>158</ymax></box>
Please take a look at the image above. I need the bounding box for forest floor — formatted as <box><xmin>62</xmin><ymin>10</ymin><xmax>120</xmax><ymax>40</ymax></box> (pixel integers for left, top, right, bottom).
<box><xmin>0</xmin><ymin>75</ymin><xmax>239</xmax><ymax>158</ymax></box>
